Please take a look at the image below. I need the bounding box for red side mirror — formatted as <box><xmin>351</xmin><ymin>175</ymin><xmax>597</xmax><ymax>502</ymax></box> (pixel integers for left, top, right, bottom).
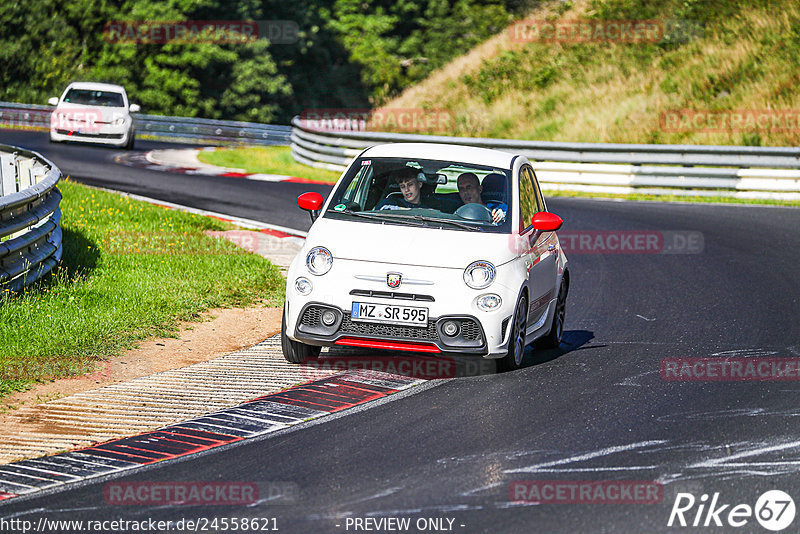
<box><xmin>532</xmin><ymin>211</ymin><xmax>563</xmax><ymax>232</ymax></box>
<box><xmin>297</xmin><ymin>192</ymin><xmax>323</xmax><ymax>212</ymax></box>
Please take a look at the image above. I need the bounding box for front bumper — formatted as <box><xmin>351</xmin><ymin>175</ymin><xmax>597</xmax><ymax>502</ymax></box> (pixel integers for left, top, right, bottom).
<box><xmin>50</xmin><ymin>126</ymin><xmax>132</xmax><ymax>146</ymax></box>
<box><xmin>293</xmin><ymin>302</ymin><xmax>496</xmax><ymax>355</ymax></box>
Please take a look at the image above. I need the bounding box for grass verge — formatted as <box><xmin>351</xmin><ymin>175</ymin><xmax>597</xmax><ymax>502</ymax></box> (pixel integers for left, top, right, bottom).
<box><xmin>198</xmin><ymin>146</ymin><xmax>342</xmax><ymax>183</ymax></box>
<box><xmin>0</xmin><ymin>180</ymin><xmax>285</xmax><ymax>399</ymax></box>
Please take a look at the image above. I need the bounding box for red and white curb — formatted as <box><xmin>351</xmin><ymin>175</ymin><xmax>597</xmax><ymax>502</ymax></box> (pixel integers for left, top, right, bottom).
<box><xmin>114</xmin><ymin>149</ymin><xmax>323</xmax><ymax>185</ymax></box>
<box><xmin>0</xmin><ymin>369</ymin><xmax>424</xmax><ymax>503</ymax></box>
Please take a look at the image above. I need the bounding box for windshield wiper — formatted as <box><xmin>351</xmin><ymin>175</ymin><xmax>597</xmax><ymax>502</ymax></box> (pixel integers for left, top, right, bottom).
<box><xmin>337</xmin><ymin>209</ymin><xmax>428</xmax><ymax>227</ymax></box>
<box><xmin>379</xmin><ymin>213</ymin><xmax>484</xmax><ymax>231</ymax></box>
<box><xmin>410</xmin><ymin>215</ymin><xmax>484</xmax><ymax>231</ymax></box>
<box><xmin>336</xmin><ymin>209</ymin><xmax>383</xmax><ymax>220</ymax></box>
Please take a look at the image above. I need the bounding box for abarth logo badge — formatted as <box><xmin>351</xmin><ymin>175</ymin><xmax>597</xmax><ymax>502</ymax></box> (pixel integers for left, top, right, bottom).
<box><xmin>387</xmin><ymin>273</ymin><xmax>402</xmax><ymax>288</ymax></box>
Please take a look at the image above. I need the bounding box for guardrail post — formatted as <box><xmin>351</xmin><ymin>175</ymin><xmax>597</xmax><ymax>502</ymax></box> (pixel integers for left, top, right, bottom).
<box><xmin>0</xmin><ymin>154</ymin><xmax>17</xmax><ymax>196</ymax></box>
<box><xmin>16</xmin><ymin>157</ymin><xmax>33</xmax><ymax>191</ymax></box>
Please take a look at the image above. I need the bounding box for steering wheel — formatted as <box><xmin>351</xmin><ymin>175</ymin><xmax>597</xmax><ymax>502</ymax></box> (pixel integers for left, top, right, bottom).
<box><xmin>455</xmin><ymin>203</ymin><xmax>492</xmax><ymax>222</ymax></box>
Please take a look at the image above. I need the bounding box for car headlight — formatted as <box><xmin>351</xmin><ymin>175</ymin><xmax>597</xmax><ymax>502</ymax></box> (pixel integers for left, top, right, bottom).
<box><xmin>306</xmin><ymin>246</ymin><xmax>333</xmax><ymax>276</ymax></box>
<box><xmin>463</xmin><ymin>261</ymin><xmax>495</xmax><ymax>289</ymax></box>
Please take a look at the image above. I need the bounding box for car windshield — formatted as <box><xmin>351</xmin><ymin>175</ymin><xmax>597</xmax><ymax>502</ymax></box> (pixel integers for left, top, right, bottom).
<box><xmin>64</xmin><ymin>89</ymin><xmax>125</xmax><ymax>107</ymax></box>
<box><xmin>323</xmin><ymin>157</ymin><xmax>513</xmax><ymax>233</ymax></box>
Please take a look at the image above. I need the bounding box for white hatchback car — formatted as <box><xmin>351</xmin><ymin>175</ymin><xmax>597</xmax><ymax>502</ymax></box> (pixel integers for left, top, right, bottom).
<box><xmin>282</xmin><ymin>143</ymin><xmax>569</xmax><ymax>371</ymax></box>
<box><xmin>48</xmin><ymin>82</ymin><xmax>139</xmax><ymax>149</ymax></box>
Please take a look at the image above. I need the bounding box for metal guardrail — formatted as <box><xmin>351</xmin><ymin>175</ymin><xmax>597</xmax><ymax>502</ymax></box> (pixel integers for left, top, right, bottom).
<box><xmin>290</xmin><ymin>117</ymin><xmax>800</xmax><ymax>168</ymax></box>
<box><xmin>0</xmin><ymin>101</ymin><xmax>291</xmax><ymax>146</ymax></box>
<box><xmin>0</xmin><ymin>145</ymin><xmax>63</xmax><ymax>292</ymax></box>
<box><xmin>290</xmin><ymin>117</ymin><xmax>800</xmax><ymax>199</ymax></box>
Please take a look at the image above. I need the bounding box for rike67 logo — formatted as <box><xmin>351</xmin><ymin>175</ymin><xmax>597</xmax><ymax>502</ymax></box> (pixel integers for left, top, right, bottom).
<box><xmin>668</xmin><ymin>490</ymin><xmax>795</xmax><ymax>531</ymax></box>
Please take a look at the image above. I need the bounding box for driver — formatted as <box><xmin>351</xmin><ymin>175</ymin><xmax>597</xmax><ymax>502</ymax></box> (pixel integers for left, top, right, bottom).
<box><xmin>377</xmin><ymin>168</ymin><xmax>438</xmax><ymax>210</ymax></box>
<box><xmin>457</xmin><ymin>173</ymin><xmax>506</xmax><ymax>223</ymax></box>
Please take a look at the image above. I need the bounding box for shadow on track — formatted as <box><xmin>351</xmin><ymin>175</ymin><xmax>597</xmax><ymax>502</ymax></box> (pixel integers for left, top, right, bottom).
<box><xmin>521</xmin><ymin>329</ymin><xmax>595</xmax><ymax>369</ymax></box>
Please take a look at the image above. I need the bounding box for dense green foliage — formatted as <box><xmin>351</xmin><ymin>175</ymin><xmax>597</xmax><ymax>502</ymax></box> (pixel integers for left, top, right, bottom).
<box><xmin>0</xmin><ymin>0</ymin><xmax>530</xmax><ymax>122</ymax></box>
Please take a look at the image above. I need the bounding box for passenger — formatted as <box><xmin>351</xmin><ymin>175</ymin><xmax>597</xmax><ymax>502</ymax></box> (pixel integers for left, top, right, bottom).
<box><xmin>457</xmin><ymin>172</ymin><xmax>507</xmax><ymax>223</ymax></box>
<box><xmin>377</xmin><ymin>168</ymin><xmax>437</xmax><ymax>210</ymax></box>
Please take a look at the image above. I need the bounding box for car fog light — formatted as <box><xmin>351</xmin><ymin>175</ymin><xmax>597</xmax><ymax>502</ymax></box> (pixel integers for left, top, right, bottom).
<box><xmin>321</xmin><ymin>310</ymin><xmax>337</xmax><ymax>326</ymax></box>
<box><xmin>295</xmin><ymin>277</ymin><xmax>312</xmax><ymax>295</ymax></box>
<box><xmin>442</xmin><ymin>320</ymin><xmax>460</xmax><ymax>337</ymax></box>
<box><xmin>477</xmin><ymin>294</ymin><xmax>502</xmax><ymax>311</ymax></box>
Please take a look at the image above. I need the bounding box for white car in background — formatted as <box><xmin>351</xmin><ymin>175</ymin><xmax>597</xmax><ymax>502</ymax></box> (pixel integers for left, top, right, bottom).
<box><xmin>282</xmin><ymin>143</ymin><xmax>570</xmax><ymax>372</ymax></box>
<box><xmin>48</xmin><ymin>82</ymin><xmax>139</xmax><ymax>149</ymax></box>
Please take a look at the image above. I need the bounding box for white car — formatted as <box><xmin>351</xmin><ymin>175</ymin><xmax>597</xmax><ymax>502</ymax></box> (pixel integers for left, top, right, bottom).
<box><xmin>282</xmin><ymin>143</ymin><xmax>569</xmax><ymax>371</ymax></box>
<box><xmin>48</xmin><ymin>82</ymin><xmax>139</xmax><ymax>149</ymax></box>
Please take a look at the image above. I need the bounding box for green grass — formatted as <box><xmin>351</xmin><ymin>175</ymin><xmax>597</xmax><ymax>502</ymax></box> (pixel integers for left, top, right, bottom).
<box><xmin>0</xmin><ymin>180</ymin><xmax>285</xmax><ymax>400</ymax></box>
<box><xmin>198</xmin><ymin>146</ymin><xmax>342</xmax><ymax>183</ymax></box>
<box><xmin>381</xmin><ymin>0</ymin><xmax>800</xmax><ymax>146</ymax></box>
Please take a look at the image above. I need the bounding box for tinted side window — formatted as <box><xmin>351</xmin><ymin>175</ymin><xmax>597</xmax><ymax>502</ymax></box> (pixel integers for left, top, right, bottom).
<box><xmin>530</xmin><ymin>167</ymin><xmax>546</xmax><ymax>211</ymax></box>
<box><xmin>519</xmin><ymin>166</ymin><xmax>541</xmax><ymax>231</ymax></box>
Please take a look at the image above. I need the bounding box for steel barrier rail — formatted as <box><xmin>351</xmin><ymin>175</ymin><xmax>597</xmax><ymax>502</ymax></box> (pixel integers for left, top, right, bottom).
<box><xmin>290</xmin><ymin>117</ymin><xmax>800</xmax><ymax>169</ymax></box>
<box><xmin>290</xmin><ymin>117</ymin><xmax>800</xmax><ymax>168</ymax></box>
<box><xmin>290</xmin><ymin>117</ymin><xmax>800</xmax><ymax>199</ymax></box>
<box><xmin>0</xmin><ymin>145</ymin><xmax>63</xmax><ymax>292</ymax></box>
<box><xmin>0</xmin><ymin>101</ymin><xmax>291</xmax><ymax>146</ymax></box>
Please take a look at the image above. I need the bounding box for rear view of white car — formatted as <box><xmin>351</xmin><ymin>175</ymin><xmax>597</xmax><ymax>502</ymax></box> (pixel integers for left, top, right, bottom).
<box><xmin>48</xmin><ymin>82</ymin><xmax>139</xmax><ymax>149</ymax></box>
<box><xmin>282</xmin><ymin>143</ymin><xmax>570</xmax><ymax>372</ymax></box>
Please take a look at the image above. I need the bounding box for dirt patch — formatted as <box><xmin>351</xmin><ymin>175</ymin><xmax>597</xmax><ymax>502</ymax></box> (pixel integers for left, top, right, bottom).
<box><xmin>0</xmin><ymin>305</ymin><xmax>283</xmax><ymax>421</ymax></box>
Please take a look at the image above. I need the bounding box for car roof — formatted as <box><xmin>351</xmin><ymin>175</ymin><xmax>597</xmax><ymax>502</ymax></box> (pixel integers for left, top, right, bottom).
<box><xmin>361</xmin><ymin>143</ymin><xmax>517</xmax><ymax>169</ymax></box>
<box><xmin>66</xmin><ymin>82</ymin><xmax>126</xmax><ymax>94</ymax></box>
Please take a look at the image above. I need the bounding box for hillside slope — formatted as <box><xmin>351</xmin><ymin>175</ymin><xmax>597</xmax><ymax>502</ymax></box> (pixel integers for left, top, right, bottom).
<box><xmin>379</xmin><ymin>0</ymin><xmax>800</xmax><ymax>146</ymax></box>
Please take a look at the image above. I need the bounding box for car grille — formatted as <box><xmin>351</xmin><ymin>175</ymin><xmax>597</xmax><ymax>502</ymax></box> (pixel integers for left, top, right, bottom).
<box><xmin>300</xmin><ymin>305</ymin><xmax>482</xmax><ymax>346</ymax></box>
<box><xmin>339</xmin><ymin>315</ymin><xmax>439</xmax><ymax>341</ymax></box>
<box><xmin>349</xmin><ymin>289</ymin><xmax>435</xmax><ymax>302</ymax></box>
<box><xmin>300</xmin><ymin>307</ymin><xmax>322</xmax><ymax>326</ymax></box>
<box><xmin>460</xmin><ymin>320</ymin><xmax>481</xmax><ymax>341</ymax></box>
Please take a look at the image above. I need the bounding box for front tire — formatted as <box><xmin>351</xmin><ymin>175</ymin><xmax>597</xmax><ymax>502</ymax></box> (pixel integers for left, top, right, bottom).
<box><xmin>538</xmin><ymin>276</ymin><xmax>567</xmax><ymax>349</ymax></box>
<box><xmin>497</xmin><ymin>295</ymin><xmax>528</xmax><ymax>372</ymax></box>
<box><xmin>281</xmin><ymin>307</ymin><xmax>321</xmax><ymax>363</ymax></box>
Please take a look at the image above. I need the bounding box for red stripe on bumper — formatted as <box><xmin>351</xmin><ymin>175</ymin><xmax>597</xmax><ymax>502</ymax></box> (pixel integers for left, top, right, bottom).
<box><xmin>335</xmin><ymin>337</ymin><xmax>441</xmax><ymax>353</ymax></box>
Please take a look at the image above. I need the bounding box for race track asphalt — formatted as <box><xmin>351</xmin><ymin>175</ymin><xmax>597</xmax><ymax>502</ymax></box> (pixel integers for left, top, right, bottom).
<box><xmin>2</xmin><ymin>128</ymin><xmax>799</xmax><ymax>533</ymax></box>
